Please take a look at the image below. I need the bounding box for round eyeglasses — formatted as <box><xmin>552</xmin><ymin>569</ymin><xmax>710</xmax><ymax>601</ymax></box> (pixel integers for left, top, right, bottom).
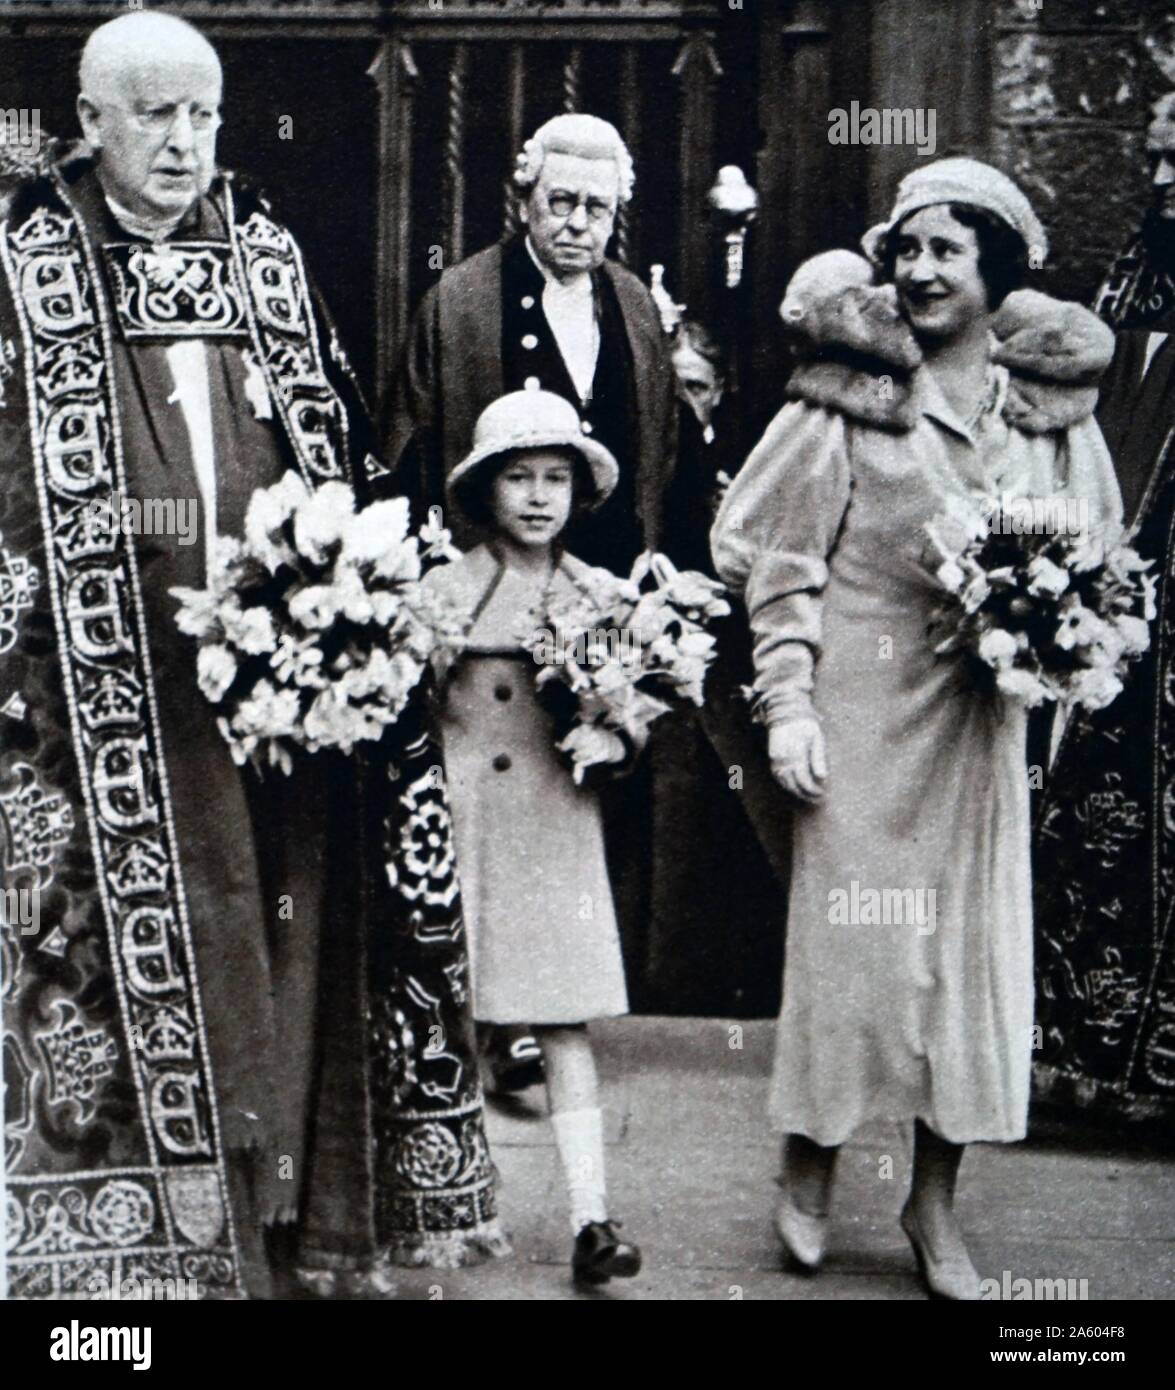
<box><xmin>546</xmin><ymin>193</ymin><xmax>616</xmax><ymax>224</ymax></box>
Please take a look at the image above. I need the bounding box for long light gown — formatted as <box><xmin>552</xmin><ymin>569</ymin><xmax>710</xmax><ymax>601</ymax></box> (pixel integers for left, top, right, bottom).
<box><xmin>711</xmin><ymin>366</ymin><xmax>1122</xmax><ymax>1145</ymax></box>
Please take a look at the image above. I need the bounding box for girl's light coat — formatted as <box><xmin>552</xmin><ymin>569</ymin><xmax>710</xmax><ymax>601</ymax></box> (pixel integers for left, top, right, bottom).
<box><xmin>422</xmin><ymin>544</ymin><xmax>629</xmax><ymax>1024</ymax></box>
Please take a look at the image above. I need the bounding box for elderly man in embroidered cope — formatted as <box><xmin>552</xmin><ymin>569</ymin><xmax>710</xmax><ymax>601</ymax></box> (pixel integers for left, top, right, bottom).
<box><xmin>0</xmin><ymin>12</ymin><xmax>384</xmax><ymax>1297</ymax></box>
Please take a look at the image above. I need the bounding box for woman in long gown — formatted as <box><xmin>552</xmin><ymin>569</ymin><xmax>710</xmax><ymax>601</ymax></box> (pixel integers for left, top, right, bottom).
<box><xmin>711</xmin><ymin>159</ymin><xmax>1123</xmax><ymax>1299</ymax></box>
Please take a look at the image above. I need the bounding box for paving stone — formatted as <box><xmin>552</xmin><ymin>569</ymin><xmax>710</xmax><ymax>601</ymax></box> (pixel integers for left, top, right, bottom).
<box><xmin>453</xmin><ymin>1016</ymin><xmax>1175</xmax><ymax>1299</ymax></box>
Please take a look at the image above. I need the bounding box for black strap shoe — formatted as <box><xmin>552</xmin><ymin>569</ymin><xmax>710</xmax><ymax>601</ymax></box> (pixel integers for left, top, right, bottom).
<box><xmin>486</xmin><ymin>1028</ymin><xmax>545</xmax><ymax>1094</ymax></box>
<box><xmin>572</xmin><ymin>1219</ymin><xmax>643</xmax><ymax>1284</ymax></box>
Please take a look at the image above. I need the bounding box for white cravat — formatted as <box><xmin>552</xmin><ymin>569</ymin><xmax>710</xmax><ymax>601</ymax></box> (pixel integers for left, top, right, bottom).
<box><xmin>103</xmin><ymin>192</ymin><xmax>186</xmax><ymax>243</ymax></box>
<box><xmin>526</xmin><ymin>237</ymin><xmax>599</xmax><ymax>404</ymax></box>
<box><xmin>1144</xmin><ymin>331</ymin><xmax>1169</xmax><ymax>378</ymax></box>
<box><xmin>164</xmin><ymin>340</ymin><xmax>218</xmax><ymax>573</ymax></box>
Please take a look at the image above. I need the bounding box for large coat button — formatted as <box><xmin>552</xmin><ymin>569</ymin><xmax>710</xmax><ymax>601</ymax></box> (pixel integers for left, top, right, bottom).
<box><xmin>521</xmin><ymin>295</ymin><xmax>535</xmax><ymax>310</ymax></box>
<box><xmin>521</xmin><ymin>333</ymin><xmax>539</xmax><ymax>350</ymax></box>
<box><xmin>492</xmin><ymin>753</ymin><xmax>512</xmax><ymax>772</ymax></box>
<box><xmin>494</xmin><ymin>684</ymin><xmax>513</xmax><ymax>702</ymax></box>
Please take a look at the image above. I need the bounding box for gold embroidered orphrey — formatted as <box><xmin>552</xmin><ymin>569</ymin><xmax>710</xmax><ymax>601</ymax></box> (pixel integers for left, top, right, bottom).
<box><xmin>102</xmin><ymin>241</ymin><xmax>248</xmax><ymax>340</ymax></box>
<box><xmin>0</xmin><ymin>172</ymin><xmax>353</xmax><ymax>1297</ymax></box>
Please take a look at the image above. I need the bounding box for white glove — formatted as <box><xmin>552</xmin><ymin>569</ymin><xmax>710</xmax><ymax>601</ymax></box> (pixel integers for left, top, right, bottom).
<box><xmin>559</xmin><ymin>724</ymin><xmax>628</xmax><ymax>784</ymax></box>
<box><xmin>768</xmin><ymin>718</ymin><xmax>828</xmax><ymax>803</ymax></box>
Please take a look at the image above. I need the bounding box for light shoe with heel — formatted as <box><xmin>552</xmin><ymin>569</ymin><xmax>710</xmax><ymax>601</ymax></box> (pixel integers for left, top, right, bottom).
<box><xmin>773</xmin><ymin>1177</ymin><xmax>829</xmax><ymax>1272</ymax></box>
<box><xmin>900</xmin><ymin>1200</ymin><xmax>981</xmax><ymax>1300</ymax></box>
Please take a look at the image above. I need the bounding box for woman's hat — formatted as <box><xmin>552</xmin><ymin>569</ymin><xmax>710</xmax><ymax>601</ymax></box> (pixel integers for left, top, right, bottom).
<box><xmin>861</xmin><ymin>156</ymin><xmax>1048</xmax><ymax>267</ymax></box>
<box><xmin>446</xmin><ymin>387</ymin><xmax>620</xmax><ymax>517</ymax></box>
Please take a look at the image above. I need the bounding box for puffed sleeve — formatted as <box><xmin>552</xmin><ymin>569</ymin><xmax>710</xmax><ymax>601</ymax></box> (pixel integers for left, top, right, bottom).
<box><xmin>709</xmin><ymin>401</ymin><xmax>853</xmax><ymax>727</ymax></box>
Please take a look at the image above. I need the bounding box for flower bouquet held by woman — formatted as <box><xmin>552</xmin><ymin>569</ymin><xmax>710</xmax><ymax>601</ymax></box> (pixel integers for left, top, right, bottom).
<box><xmin>924</xmin><ymin>502</ymin><xmax>1154</xmax><ymax>712</ymax></box>
<box><xmin>521</xmin><ymin>550</ymin><xmax>729</xmax><ymax>783</ymax></box>
<box><xmin>172</xmin><ymin>470</ymin><xmax>465</xmax><ymax>772</ymax></box>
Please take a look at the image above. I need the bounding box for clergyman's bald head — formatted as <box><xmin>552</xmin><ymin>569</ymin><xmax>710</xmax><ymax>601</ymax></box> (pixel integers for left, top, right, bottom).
<box><xmin>80</xmin><ymin>12</ymin><xmax>221</xmax><ymax>103</ymax></box>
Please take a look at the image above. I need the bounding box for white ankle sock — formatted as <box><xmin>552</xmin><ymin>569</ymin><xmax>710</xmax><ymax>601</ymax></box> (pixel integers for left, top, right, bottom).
<box><xmin>550</xmin><ymin>1105</ymin><xmax>608</xmax><ymax>1234</ymax></box>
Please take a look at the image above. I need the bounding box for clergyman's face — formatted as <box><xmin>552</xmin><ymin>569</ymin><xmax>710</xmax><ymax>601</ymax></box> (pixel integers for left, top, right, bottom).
<box><xmin>522</xmin><ymin>151</ymin><xmax>619</xmax><ymax>279</ymax></box>
<box><xmin>79</xmin><ymin>53</ymin><xmax>222</xmax><ymax>220</ymax></box>
<box><xmin>489</xmin><ymin>449</ymin><xmax>576</xmax><ymax>549</ymax></box>
<box><xmin>892</xmin><ymin>204</ymin><xmax>989</xmax><ymax>342</ymax></box>
<box><xmin>1147</xmin><ymin>118</ymin><xmax>1175</xmax><ymax>220</ymax></box>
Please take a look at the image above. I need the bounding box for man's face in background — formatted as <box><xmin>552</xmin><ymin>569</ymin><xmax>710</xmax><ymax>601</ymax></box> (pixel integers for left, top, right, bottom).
<box><xmin>1147</xmin><ymin>96</ymin><xmax>1175</xmax><ymax>221</ymax></box>
<box><xmin>672</xmin><ymin>343</ymin><xmax>724</xmax><ymax>429</ymax></box>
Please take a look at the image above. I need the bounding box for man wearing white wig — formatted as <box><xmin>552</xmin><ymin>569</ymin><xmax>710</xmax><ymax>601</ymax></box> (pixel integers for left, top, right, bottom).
<box><xmin>386</xmin><ymin>112</ymin><xmax>675</xmax><ymax>574</ymax></box>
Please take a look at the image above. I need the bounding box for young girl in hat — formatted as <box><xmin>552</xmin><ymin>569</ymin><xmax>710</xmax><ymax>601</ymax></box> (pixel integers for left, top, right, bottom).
<box><xmin>422</xmin><ymin>386</ymin><xmax>642</xmax><ymax>1285</ymax></box>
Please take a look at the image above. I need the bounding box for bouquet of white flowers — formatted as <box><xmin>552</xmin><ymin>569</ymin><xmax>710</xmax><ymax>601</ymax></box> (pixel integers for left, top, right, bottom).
<box><xmin>924</xmin><ymin>500</ymin><xmax>1155</xmax><ymax>712</ymax></box>
<box><xmin>521</xmin><ymin>551</ymin><xmax>730</xmax><ymax>783</ymax></box>
<box><xmin>172</xmin><ymin>471</ymin><xmax>465</xmax><ymax>772</ymax></box>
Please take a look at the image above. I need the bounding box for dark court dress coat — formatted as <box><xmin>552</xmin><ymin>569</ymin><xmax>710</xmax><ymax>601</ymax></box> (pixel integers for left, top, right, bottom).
<box><xmin>648</xmin><ymin>401</ymin><xmax>794</xmax><ymax>1014</ymax></box>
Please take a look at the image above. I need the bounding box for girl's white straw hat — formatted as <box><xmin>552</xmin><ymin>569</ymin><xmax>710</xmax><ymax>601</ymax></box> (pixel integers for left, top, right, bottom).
<box><xmin>446</xmin><ymin>386</ymin><xmax>620</xmax><ymax>513</ymax></box>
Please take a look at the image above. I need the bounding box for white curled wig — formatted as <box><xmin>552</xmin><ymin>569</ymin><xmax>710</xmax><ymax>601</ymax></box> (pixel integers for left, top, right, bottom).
<box><xmin>513</xmin><ymin>113</ymin><xmax>635</xmax><ymax>206</ymax></box>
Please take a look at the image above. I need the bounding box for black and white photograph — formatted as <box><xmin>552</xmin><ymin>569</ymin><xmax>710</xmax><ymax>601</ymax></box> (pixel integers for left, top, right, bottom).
<box><xmin>0</xmin><ymin>0</ymin><xmax>1172</xmax><ymax>1341</ymax></box>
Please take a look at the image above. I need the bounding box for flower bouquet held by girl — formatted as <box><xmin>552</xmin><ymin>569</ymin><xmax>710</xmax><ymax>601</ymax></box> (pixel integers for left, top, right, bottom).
<box><xmin>172</xmin><ymin>469</ymin><xmax>465</xmax><ymax>772</ymax></box>
<box><xmin>924</xmin><ymin>498</ymin><xmax>1154</xmax><ymax>713</ymax></box>
<box><xmin>522</xmin><ymin>549</ymin><xmax>729</xmax><ymax>784</ymax></box>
